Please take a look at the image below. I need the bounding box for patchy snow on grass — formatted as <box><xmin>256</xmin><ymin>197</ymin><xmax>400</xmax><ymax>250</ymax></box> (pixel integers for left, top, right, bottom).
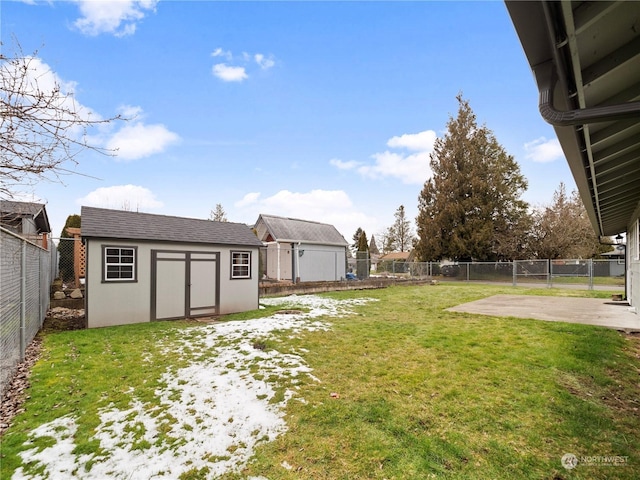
<box><xmin>12</xmin><ymin>295</ymin><xmax>374</xmax><ymax>479</ymax></box>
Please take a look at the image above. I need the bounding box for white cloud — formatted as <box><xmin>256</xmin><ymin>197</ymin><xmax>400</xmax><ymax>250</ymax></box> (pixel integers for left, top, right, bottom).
<box><xmin>234</xmin><ymin>189</ymin><xmax>376</xmax><ymax>239</ymax></box>
<box><xmin>359</xmin><ymin>150</ymin><xmax>432</xmax><ymax>185</ymax></box>
<box><xmin>211</xmin><ymin>48</ymin><xmax>232</xmax><ymax>60</ymax></box>
<box><xmin>329</xmin><ymin>159</ymin><xmax>361</xmax><ymax>170</ymax></box>
<box><xmin>77</xmin><ymin>185</ymin><xmax>163</xmax><ymax>210</ymax></box>
<box><xmin>387</xmin><ymin>130</ymin><xmax>437</xmax><ymax>151</ymax></box>
<box><xmin>212</xmin><ymin>63</ymin><xmax>248</xmax><ymax>82</ymax></box>
<box><xmin>524</xmin><ymin>137</ymin><xmax>564</xmax><ymax>163</ymax></box>
<box><xmin>235</xmin><ymin>192</ymin><xmax>261</xmax><ymax>208</ymax></box>
<box><xmin>72</xmin><ymin>0</ymin><xmax>158</xmax><ymax>37</ymax></box>
<box><xmin>106</xmin><ymin>121</ymin><xmax>180</xmax><ymax>160</ymax></box>
<box><xmin>117</xmin><ymin>104</ymin><xmax>143</xmax><ymax>119</ymax></box>
<box><xmin>254</xmin><ymin>53</ymin><xmax>275</xmax><ymax>70</ymax></box>
<box><xmin>330</xmin><ymin>129</ymin><xmax>436</xmax><ymax>185</ymax></box>
<box><xmin>210</xmin><ymin>49</ymin><xmax>275</xmax><ymax>82</ymax></box>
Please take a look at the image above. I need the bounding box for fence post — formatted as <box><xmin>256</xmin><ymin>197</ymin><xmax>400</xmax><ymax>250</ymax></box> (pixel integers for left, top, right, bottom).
<box><xmin>20</xmin><ymin>239</ymin><xmax>26</xmax><ymax>359</ymax></box>
<box><xmin>466</xmin><ymin>263</ymin><xmax>470</xmax><ymax>282</ymax></box>
<box><xmin>588</xmin><ymin>259</ymin><xmax>594</xmax><ymax>290</ymax></box>
<box><xmin>548</xmin><ymin>259</ymin><xmax>553</xmax><ymax>288</ymax></box>
<box><xmin>512</xmin><ymin>261</ymin><xmax>517</xmax><ymax>287</ymax></box>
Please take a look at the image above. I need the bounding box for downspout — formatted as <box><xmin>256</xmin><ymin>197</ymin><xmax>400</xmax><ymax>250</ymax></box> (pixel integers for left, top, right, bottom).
<box><xmin>535</xmin><ymin>2</ymin><xmax>640</xmax><ymax>127</ymax></box>
<box><xmin>296</xmin><ymin>242</ymin><xmax>301</xmax><ymax>283</ymax></box>
<box><xmin>536</xmin><ymin>61</ymin><xmax>640</xmax><ymax>126</ymax></box>
<box><xmin>291</xmin><ymin>242</ymin><xmax>297</xmax><ymax>284</ymax></box>
<box><xmin>277</xmin><ymin>242</ymin><xmax>281</xmax><ymax>281</ymax></box>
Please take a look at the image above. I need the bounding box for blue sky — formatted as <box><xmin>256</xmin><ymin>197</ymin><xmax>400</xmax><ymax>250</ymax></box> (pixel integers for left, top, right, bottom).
<box><xmin>2</xmin><ymin>0</ymin><xmax>574</xmax><ymax>243</ymax></box>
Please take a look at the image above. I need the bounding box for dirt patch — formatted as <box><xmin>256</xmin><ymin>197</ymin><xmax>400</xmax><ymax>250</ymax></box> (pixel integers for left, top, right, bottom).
<box><xmin>0</xmin><ymin>336</ymin><xmax>42</xmax><ymax>436</ymax></box>
<box><xmin>559</xmin><ymin>333</ymin><xmax>640</xmax><ymax>420</ymax></box>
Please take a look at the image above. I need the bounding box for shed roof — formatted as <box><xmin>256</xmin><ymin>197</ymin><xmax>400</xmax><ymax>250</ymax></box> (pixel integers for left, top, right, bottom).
<box><xmin>81</xmin><ymin>206</ymin><xmax>263</xmax><ymax>247</ymax></box>
<box><xmin>0</xmin><ymin>200</ymin><xmax>51</xmax><ymax>233</ymax></box>
<box><xmin>256</xmin><ymin>214</ymin><xmax>348</xmax><ymax>246</ymax></box>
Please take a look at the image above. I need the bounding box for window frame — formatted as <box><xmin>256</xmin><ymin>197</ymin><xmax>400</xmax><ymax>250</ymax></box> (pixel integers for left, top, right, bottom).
<box><xmin>102</xmin><ymin>245</ymin><xmax>138</xmax><ymax>283</ymax></box>
<box><xmin>230</xmin><ymin>250</ymin><xmax>252</xmax><ymax>279</ymax></box>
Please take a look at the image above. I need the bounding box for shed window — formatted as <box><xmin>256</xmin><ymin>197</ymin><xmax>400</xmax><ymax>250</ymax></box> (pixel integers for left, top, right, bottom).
<box><xmin>103</xmin><ymin>246</ymin><xmax>137</xmax><ymax>282</ymax></box>
<box><xmin>231</xmin><ymin>251</ymin><xmax>251</xmax><ymax>279</ymax></box>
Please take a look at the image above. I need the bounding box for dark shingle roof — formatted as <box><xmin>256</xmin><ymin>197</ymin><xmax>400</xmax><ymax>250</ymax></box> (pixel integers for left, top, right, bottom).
<box><xmin>257</xmin><ymin>214</ymin><xmax>348</xmax><ymax>246</ymax></box>
<box><xmin>81</xmin><ymin>206</ymin><xmax>263</xmax><ymax>247</ymax></box>
<box><xmin>0</xmin><ymin>200</ymin><xmax>51</xmax><ymax>233</ymax></box>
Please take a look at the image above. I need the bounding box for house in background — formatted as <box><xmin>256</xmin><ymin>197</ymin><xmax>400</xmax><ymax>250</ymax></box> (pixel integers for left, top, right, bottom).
<box><xmin>377</xmin><ymin>251</ymin><xmax>416</xmax><ymax>274</ymax></box>
<box><xmin>0</xmin><ymin>200</ymin><xmax>51</xmax><ymax>249</ymax></box>
<box><xmin>81</xmin><ymin>206</ymin><xmax>264</xmax><ymax>328</ymax></box>
<box><xmin>254</xmin><ymin>214</ymin><xmax>349</xmax><ymax>282</ymax></box>
<box><xmin>507</xmin><ymin>1</ymin><xmax>640</xmax><ymax>312</ymax></box>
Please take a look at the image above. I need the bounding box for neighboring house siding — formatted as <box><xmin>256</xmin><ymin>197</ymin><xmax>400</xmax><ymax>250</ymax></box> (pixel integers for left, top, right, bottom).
<box><xmin>297</xmin><ymin>243</ymin><xmax>346</xmax><ymax>282</ymax></box>
<box><xmin>86</xmin><ymin>239</ymin><xmax>259</xmax><ymax>328</ymax></box>
<box><xmin>629</xmin><ymin>209</ymin><xmax>640</xmax><ymax>313</ymax></box>
<box><xmin>255</xmin><ymin>214</ymin><xmax>349</xmax><ymax>283</ymax></box>
<box><xmin>265</xmin><ymin>243</ymin><xmax>292</xmax><ymax>281</ymax></box>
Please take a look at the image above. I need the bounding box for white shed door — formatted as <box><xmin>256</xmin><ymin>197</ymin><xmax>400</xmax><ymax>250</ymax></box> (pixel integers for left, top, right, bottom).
<box><xmin>152</xmin><ymin>251</ymin><xmax>219</xmax><ymax>321</ymax></box>
<box><xmin>189</xmin><ymin>253</ymin><xmax>218</xmax><ymax>317</ymax></box>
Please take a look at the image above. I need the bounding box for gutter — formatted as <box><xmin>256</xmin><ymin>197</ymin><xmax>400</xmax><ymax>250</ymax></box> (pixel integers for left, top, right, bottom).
<box><xmin>536</xmin><ymin>61</ymin><xmax>640</xmax><ymax>126</ymax></box>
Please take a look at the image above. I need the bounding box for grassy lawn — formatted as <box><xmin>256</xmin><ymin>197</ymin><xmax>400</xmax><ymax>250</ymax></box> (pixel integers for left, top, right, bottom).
<box><xmin>1</xmin><ymin>284</ymin><xmax>638</xmax><ymax>479</ymax></box>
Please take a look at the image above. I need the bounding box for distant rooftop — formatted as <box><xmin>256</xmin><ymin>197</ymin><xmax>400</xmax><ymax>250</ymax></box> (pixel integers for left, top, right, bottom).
<box><xmin>256</xmin><ymin>214</ymin><xmax>348</xmax><ymax>246</ymax></box>
<box><xmin>0</xmin><ymin>200</ymin><xmax>51</xmax><ymax>233</ymax></box>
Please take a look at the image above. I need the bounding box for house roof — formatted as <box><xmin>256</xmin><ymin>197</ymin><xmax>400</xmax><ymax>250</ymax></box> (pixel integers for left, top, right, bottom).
<box><xmin>506</xmin><ymin>1</ymin><xmax>640</xmax><ymax>236</ymax></box>
<box><xmin>81</xmin><ymin>206</ymin><xmax>263</xmax><ymax>247</ymax></box>
<box><xmin>256</xmin><ymin>214</ymin><xmax>348</xmax><ymax>246</ymax></box>
<box><xmin>0</xmin><ymin>200</ymin><xmax>51</xmax><ymax>233</ymax></box>
<box><xmin>379</xmin><ymin>251</ymin><xmax>412</xmax><ymax>261</ymax></box>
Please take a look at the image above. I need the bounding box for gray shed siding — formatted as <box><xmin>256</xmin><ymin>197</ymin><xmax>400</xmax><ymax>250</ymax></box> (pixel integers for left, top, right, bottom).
<box><xmin>86</xmin><ymin>239</ymin><xmax>259</xmax><ymax>328</ymax></box>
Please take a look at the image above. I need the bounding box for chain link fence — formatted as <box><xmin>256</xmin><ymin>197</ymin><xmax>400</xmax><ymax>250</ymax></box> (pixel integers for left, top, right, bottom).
<box><xmin>56</xmin><ymin>237</ymin><xmax>85</xmax><ymax>288</ymax></box>
<box><xmin>1</xmin><ymin>227</ymin><xmax>55</xmax><ymax>397</ymax></box>
<box><xmin>373</xmin><ymin>258</ymin><xmax>625</xmax><ymax>289</ymax></box>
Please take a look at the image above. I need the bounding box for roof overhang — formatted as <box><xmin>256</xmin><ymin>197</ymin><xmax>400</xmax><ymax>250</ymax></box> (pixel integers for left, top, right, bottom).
<box><xmin>506</xmin><ymin>1</ymin><xmax>640</xmax><ymax>236</ymax></box>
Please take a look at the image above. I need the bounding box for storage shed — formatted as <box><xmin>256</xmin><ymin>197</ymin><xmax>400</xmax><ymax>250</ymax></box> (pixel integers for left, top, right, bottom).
<box><xmin>81</xmin><ymin>206</ymin><xmax>263</xmax><ymax>328</ymax></box>
<box><xmin>254</xmin><ymin>214</ymin><xmax>349</xmax><ymax>282</ymax></box>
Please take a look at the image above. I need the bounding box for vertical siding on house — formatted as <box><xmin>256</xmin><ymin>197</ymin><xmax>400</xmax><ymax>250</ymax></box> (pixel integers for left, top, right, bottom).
<box><xmin>265</xmin><ymin>243</ymin><xmax>292</xmax><ymax>281</ymax></box>
<box><xmin>628</xmin><ymin>206</ymin><xmax>640</xmax><ymax>313</ymax></box>
<box><xmin>297</xmin><ymin>243</ymin><xmax>346</xmax><ymax>282</ymax></box>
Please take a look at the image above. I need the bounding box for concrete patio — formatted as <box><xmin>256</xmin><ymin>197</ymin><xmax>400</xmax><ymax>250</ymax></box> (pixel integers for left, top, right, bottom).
<box><xmin>447</xmin><ymin>294</ymin><xmax>640</xmax><ymax>332</ymax></box>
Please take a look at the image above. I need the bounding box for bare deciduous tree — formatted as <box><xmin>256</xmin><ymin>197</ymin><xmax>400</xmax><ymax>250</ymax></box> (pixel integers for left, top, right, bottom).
<box><xmin>209</xmin><ymin>203</ymin><xmax>228</xmax><ymax>222</ymax></box>
<box><xmin>0</xmin><ymin>42</ymin><xmax>122</xmax><ymax>197</ymax></box>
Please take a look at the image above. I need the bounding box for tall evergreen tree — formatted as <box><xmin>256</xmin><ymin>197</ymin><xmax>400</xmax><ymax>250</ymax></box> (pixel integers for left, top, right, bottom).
<box><xmin>368</xmin><ymin>234</ymin><xmax>380</xmax><ymax>256</ymax></box>
<box><xmin>356</xmin><ymin>229</ymin><xmax>369</xmax><ymax>279</ymax></box>
<box><xmin>352</xmin><ymin>227</ymin><xmax>364</xmax><ymax>253</ymax></box>
<box><xmin>58</xmin><ymin>214</ymin><xmax>81</xmax><ymax>282</ymax></box>
<box><xmin>386</xmin><ymin>205</ymin><xmax>414</xmax><ymax>252</ymax></box>
<box><xmin>415</xmin><ymin>95</ymin><xmax>529</xmax><ymax>261</ymax></box>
